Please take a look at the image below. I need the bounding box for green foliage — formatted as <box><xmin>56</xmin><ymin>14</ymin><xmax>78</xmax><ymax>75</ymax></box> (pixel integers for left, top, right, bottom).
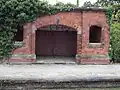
<box><xmin>112</xmin><ymin>4</ymin><xmax>120</xmax><ymax>23</ymax></box>
<box><xmin>82</xmin><ymin>1</ymin><xmax>99</xmax><ymax>7</ymax></box>
<box><xmin>95</xmin><ymin>0</ymin><xmax>120</xmax><ymax>7</ymax></box>
<box><xmin>82</xmin><ymin>1</ymin><xmax>93</xmax><ymax>8</ymax></box>
<box><xmin>115</xmin><ymin>10</ymin><xmax>120</xmax><ymax>22</ymax></box>
<box><xmin>110</xmin><ymin>23</ymin><xmax>120</xmax><ymax>62</ymax></box>
<box><xmin>105</xmin><ymin>7</ymin><xmax>113</xmax><ymax>26</ymax></box>
<box><xmin>0</xmin><ymin>0</ymin><xmax>76</xmax><ymax>60</ymax></box>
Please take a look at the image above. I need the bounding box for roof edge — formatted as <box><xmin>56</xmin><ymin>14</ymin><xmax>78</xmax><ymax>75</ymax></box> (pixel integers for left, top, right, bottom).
<box><xmin>69</xmin><ymin>7</ymin><xmax>107</xmax><ymax>12</ymax></box>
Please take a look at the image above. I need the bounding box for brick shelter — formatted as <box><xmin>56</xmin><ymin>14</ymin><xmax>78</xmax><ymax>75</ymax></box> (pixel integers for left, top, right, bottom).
<box><xmin>10</xmin><ymin>8</ymin><xmax>110</xmax><ymax>64</ymax></box>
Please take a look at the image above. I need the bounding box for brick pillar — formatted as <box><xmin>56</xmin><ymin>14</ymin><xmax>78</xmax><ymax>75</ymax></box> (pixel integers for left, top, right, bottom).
<box><xmin>10</xmin><ymin>23</ymin><xmax>36</xmax><ymax>63</ymax></box>
<box><xmin>76</xmin><ymin>26</ymin><xmax>82</xmax><ymax>63</ymax></box>
<box><xmin>31</xmin><ymin>25</ymin><xmax>36</xmax><ymax>54</ymax></box>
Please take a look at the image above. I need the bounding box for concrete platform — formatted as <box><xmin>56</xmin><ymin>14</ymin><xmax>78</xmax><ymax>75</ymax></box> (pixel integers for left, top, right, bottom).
<box><xmin>0</xmin><ymin>64</ymin><xmax>120</xmax><ymax>89</ymax></box>
<box><xmin>0</xmin><ymin>64</ymin><xmax>120</xmax><ymax>81</ymax></box>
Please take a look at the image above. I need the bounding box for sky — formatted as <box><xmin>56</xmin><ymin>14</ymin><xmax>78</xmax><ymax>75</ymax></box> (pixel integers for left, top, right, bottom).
<box><xmin>45</xmin><ymin>0</ymin><xmax>97</xmax><ymax>6</ymax></box>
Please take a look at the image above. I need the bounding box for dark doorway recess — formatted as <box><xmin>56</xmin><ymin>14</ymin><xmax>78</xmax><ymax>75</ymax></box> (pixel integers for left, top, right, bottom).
<box><xmin>14</xmin><ymin>26</ymin><xmax>23</xmax><ymax>41</ymax></box>
<box><xmin>89</xmin><ymin>25</ymin><xmax>102</xmax><ymax>43</ymax></box>
<box><xmin>35</xmin><ymin>25</ymin><xmax>77</xmax><ymax>58</ymax></box>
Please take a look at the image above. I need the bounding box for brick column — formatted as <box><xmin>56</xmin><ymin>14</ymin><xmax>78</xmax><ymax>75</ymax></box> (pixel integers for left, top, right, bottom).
<box><xmin>10</xmin><ymin>23</ymin><xmax>36</xmax><ymax>63</ymax></box>
<box><xmin>76</xmin><ymin>26</ymin><xmax>82</xmax><ymax>63</ymax></box>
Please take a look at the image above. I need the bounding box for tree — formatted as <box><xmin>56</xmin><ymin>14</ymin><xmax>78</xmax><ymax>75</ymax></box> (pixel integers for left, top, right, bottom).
<box><xmin>77</xmin><ymin>0</ymin><xmax>79</xmax><ymax>7</ymax></box>
<box><xmin>94</xmin><ymin>0</ymin><xmax>120</xmax><ymax>23</ymax></box>
<box><xmin>112</xmin><ymin>4</ymin><xmax>120</xmax><ymax>23</ymax></box>
<box><xmin>82</xmin><ymin>1</ymin><xmax>93</xmax><ymax>7</ymax></box>
<box><xmin>82</xmin><ymin>1</ymin><xmax>100</xmax><ymax>8</ymax></box>
<box><xmin>54</xmin><ymin>2</ymin><xmax>77</xmax><ymax>8</ymax></box>
<box><xmin>95</xmin><ymin>0</ymin><xmax>120</xmax><ymax>7</ymax></box>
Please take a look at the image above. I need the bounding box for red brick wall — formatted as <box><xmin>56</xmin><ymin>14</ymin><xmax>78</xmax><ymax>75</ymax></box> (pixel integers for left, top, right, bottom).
<box><xmin>34</xmin><ymin>12</ymin><xmax>82</xmax><ymax>29</ymax></box>
<box><xmin>11</xmin><ymin>10</ymin><xmax>110</xmax><ymax>64</ymax></box>
<box><xmin>82</xmin><ymin>11</ymin><xmax>109</xmax><ymax>55</ymax></box>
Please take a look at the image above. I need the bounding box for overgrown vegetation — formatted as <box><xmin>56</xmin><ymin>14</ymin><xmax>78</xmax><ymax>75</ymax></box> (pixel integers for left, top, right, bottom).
<box><xmin>111</xmin><ymin>23</ymin><xmax>120</xmax><ymax>62</ymax></box>
<box><xmin>105</xmin><ymin>7</ymin><xmax>113</xmax><ymax>26</ymax></box>
<box><xmin>0</xmin><ymin>0</ymin><xmax>77</xmax><ymax>61</ymax></box>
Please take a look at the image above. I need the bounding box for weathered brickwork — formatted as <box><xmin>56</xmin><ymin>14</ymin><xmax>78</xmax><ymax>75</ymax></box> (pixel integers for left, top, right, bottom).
<box><xmin>10</xmin><ymin>9</ymin><xmax>110</xmax><ymax>64</ymax></box>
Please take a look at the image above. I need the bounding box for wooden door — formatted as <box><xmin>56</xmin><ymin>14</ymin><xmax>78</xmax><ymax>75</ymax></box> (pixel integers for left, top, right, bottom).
<box><xmin>36</xmin><ymin>30</ymin><xmax>54</xmax><ymax>56</ymax></box>
<box><xmin>54</xmin><ymin>31</ymin><xmax>77</xmax><ymax>56</ymax></box>
<box><xmin>36</xmin><ymin>30</ymin><xmax>77</xmax><ymax>57</ymax></box>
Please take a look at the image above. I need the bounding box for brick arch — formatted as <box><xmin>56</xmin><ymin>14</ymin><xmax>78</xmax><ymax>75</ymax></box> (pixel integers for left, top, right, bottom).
<box><xmin>31</xmin><ymin>12</ymin><xmax>82</xmax><ymax>31</ymax></box>
<box><xmin>27</xmin><ymin>12</ymin><xmax>82</xmax><ymax>59</ymax></box>
<box><xmin>36</xmin><ymin>24</ymin><xmax>77</xmax><ymax>31</ymax></box>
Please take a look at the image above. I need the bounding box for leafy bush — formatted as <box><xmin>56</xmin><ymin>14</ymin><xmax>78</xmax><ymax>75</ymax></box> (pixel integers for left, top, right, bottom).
<box><xmin>110</xmin><ymin>23</ymin><xmax>120</xmax><ymax>62</ymax></box>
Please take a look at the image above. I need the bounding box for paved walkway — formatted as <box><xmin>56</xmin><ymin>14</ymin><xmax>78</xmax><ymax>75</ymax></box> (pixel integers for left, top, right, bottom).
<box><xmin>0</xmin><ymin>64</ymin><xmax>120</xmax><ymax>82</ymax></box>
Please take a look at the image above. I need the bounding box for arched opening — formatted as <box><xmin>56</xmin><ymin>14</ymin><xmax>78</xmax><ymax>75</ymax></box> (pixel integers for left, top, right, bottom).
<box><xmin>89</xmin><ymin>25</ymin><xmax>102</xmax><ymax>43</ymax></box>
<box><xmin>35</xmin><ymin>24</ymin><xmax>77</xmax><ymax>62</ymax></box>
